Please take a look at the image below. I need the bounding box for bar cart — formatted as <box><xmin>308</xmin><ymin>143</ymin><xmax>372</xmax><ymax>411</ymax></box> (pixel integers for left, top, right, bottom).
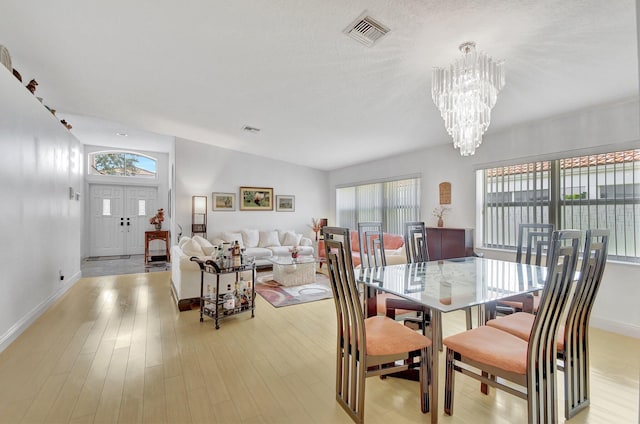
<box><xmin>190</xmin><ymin>257</ymin><xmax>256</xmax><ymax>329</ymax></box>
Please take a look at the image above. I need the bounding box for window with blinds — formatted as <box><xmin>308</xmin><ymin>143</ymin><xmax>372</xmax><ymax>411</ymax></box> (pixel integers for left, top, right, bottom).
<box><xmin>479</xmin><ymin>149</ymin><xmax>640</xmax><ymax>262</ymax></box>
<box><xmin>482</xmin><ymin>161</ymin><xmax>551</xmax><ymax>249</ymax></box>
<box><xmin>336</xmin><ymin>177</ymin><xmax>421</xmax><ymax>235</ymax></box>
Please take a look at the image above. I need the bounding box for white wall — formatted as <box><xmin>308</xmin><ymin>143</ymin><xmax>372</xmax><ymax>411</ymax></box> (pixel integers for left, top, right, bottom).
<box><xmin>329</xmin><ymin>98</ymin><xmax>640</xmax><ymax>337</ymax></box>
<box><xmin>174</xmin><ymin>138</ymin><xmax>330</xmax><ymax>242</ymax></box>
<box><xmin>0</xmin><ymin>66</ymin><xmax>83</xmax><ymax>351</ymax></box>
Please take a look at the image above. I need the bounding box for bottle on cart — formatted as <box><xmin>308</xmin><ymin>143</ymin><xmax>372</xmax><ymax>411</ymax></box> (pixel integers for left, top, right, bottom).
<box><xmin>234</xmin><ymin>281</ymin><xmax>241</xmax><ymax>311</ymax></box>
<box><xmin>232</xmin><ymin>241</ymin><xmax>241</xmax><ymax>268</ymax></box>
<box><xmin>246</xmin><ymin>279</ymin><xmax>253</xmax><ymax>303</ymax></box>
<box><xmin>206</xmin><ymin>284</ymin><xmax>213</xmax><ymax>301</ymax></box>
<box><xmin>238</xmin><ymin>276</ymin><xmax>248</xmax><ymax>307</ymax></box>
<box><xmin>212</xmin><ymin>246</ymin><xmax>219</xmax><ymax>262</ymax></box>
<box><xmin>223</xmin><ymin>283</ymin><xmax>235</xmax><ymax>313</ymax></box>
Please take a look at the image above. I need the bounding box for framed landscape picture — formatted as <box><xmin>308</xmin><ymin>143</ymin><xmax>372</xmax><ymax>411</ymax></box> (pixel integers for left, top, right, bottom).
<box><xmin>240</xmin><ymin>187</ymin><xmax>273</xmax><ymax>211</ymax></box>
<box><xmin>212</xmin><ymin>192</ymin><xmax>235</xmax><ymax>211</ymax></box>
<box><xmin>276</xmin><ymin>195</ymin><xmax>295</xmax><ymax>212</ymax></box>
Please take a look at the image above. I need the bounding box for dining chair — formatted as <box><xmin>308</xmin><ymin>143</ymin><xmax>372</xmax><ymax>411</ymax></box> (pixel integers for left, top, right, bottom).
<box><xmin>322</xmin><ymin>226</ymin><xmax>433</xmax><ymax>423</ymax></box>
<box><xmin>358</xmin><ymin>222</ymin><xmax>431</xmax><ymax>333</ymax></box>
<box><xmin>386</xmin><ymin>222</ymin><xmax>431</xmax><ymax>335</ymax></box>
<box><xmin>494</xmin><ymin>223</ymin><xmax>555</xmax><ymax>315</ymax></box>
<box><xmin>442</xmin><ymin>229</ymin><xmax>581</xmax><ymax>424</ymax></box>
<box><xmin>404</xmin><ymin>221</ymin><xmax>430</xmax><ymax>263</ymax></box>
<box><xmin>485</xmin><ymin>228</ymin><xmax>609</xmax><ymax>419</ymax></box>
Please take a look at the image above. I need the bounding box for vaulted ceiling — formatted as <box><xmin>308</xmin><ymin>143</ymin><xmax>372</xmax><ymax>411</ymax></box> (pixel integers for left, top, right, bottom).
<box><xmin>2</xmin><ymin>0</ymin><xmax>637</xmax><ymax>170</ymax></box>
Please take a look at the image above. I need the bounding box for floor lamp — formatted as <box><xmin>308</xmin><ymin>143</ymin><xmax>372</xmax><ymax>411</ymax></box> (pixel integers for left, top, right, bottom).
<box><xmin>192</xmin><ymin>195</ymin><xmax>207</xmax><ymax>237</ymax></box>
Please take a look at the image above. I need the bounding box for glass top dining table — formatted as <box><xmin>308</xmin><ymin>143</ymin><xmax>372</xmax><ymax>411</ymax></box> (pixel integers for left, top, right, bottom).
<box><xmin>356</xmin><ymin>256</ymin><xmax>547</xmax><ymax>424</ymax></box>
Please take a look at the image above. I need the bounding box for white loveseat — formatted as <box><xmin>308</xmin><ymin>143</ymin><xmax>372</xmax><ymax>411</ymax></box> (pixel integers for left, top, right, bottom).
<box><xmin>170</xmin><ymin>229</ymin><xmax>314</xmax><ymax>311</ymax></box>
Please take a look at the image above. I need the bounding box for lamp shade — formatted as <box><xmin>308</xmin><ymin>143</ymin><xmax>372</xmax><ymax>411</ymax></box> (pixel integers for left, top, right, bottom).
<box><xmin>193</xmin><ymin>196</ymin><xmax>207</xmax><ymax>214</ymax></box>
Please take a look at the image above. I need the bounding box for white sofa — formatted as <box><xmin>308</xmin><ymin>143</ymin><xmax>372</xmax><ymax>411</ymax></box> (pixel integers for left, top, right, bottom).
<box><xmin>170</xmin><ymin>229</ymin><xmax>314</xmax><ymax>311</ymax></box>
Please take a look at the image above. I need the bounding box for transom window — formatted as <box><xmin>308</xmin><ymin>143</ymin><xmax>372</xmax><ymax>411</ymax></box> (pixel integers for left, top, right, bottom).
<box><xmin>88</xmin><ymin>151</ymin><xmax>157</xmax><ymax>178</ymax></box>
<box><xmin>479</xmin><ymin>149</ymin><xmax>640</xmax><ymax>263</ymax></box>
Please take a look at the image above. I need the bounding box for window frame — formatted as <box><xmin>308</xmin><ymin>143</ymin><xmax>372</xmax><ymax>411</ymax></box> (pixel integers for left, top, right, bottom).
<box><xmin>479</xmin><ymin>149</ymin><xmax>640</xmax><ymax>263</ymax></box>
<box><xmin>88</xmin><ymin>150</ymin><xmax>158</xmax><ymax>179</ymax></box>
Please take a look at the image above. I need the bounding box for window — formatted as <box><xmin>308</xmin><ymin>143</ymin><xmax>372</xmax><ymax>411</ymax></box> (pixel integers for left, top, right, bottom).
<box><xmin>336</xmin><ymin>177</ymin><xmax>421</xmax><ymax>234</ymax></box>
<box><xmin>138</xmin><ymin>200</ymin><xmax>146</xmax><ymax>216</ymax></box>
<box><xmin>102</xmin><ymin>199</ymin><xmax>111</xmax><ymax>216</ymax></box>
<box><xmin>480</xmin><ymin>149</ymin><xmax>640</xmax><ymax>262</ymax></box>
<box><xmin>88</xmin><ymin>151</ymin><xmax>157</xmax><ymax>178</ymax></box>
<box><xmin>482</xmin><ymin>161</ymin><xmax>551</xmax><ymax>249</ymax></box>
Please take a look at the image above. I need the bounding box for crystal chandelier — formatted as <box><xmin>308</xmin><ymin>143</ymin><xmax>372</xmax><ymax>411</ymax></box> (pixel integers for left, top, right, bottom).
<box><xmin>432</xmin><ymin>42</ymin><xmax>505</xmax><ymax>156</ymax></box>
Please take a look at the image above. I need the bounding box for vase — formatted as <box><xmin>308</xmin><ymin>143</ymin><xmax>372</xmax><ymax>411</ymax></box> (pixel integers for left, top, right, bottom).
<box><xmin>437</xmin><ymin>217</ymin><xmax>444</xmax><ymax>228</ymax></box>
<box><xmin>154</xmin><ymin>223</ymin><xmax>162</xmax><ymax>230</ymax></box>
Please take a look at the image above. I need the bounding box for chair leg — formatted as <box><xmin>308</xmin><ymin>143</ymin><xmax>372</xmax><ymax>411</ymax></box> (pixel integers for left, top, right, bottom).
<box><xmin>420</xmin><ymin>346</ymin><xmax>430</xmax><ymax>413</ymax></box>
<box><xmin>465</xmin><ymin>307</ymin><xmax>473</xmax><ymax>330</ymax></box>
<box><xmin>481</xmin><ymin>372</ymin><xmax>490</xmax><ymax>395</ymax></box>
<box><xmin>444</xmin><ymin>348</ymin><xmax>455</xmax><ymax>415</ymax></box>
<box><xmin>564</xmin><ymin>334</ymin><xmax>591</xmax><ymax>419</ymax></box>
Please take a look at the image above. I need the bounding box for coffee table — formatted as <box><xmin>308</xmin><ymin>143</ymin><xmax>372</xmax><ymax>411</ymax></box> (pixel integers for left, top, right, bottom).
<box><xmin>267</xmin><ymin>256</ymin><xmax>320</xmax><ymax>286</ymax></box>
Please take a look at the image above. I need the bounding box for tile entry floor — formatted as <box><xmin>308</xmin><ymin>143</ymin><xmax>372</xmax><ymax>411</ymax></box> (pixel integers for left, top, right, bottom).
<box><xmin>81</xmin><ymin>254</ymin><xmax>169</xmax><ymax>277</ymax></box>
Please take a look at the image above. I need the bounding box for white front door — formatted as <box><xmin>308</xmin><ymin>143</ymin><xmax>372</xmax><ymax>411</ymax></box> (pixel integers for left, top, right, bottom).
<box><xmin>89</xmin><ymin>184</ymin><xmax>158</xmax><ymax>256</ymax></box>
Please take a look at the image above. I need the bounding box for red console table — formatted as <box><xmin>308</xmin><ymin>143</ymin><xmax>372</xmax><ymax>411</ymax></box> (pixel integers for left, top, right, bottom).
<box><xmin>145</xmin><ymin>230</ymin><xmax>170</xmax><ymax>265</ymax></box>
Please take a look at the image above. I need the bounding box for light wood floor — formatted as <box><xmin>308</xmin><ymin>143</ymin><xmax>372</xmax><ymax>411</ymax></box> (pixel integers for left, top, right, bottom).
<box><xmin>0</xmin><ymin>271</ymin><xmax>638</xmax><ymax>423</ymax></box>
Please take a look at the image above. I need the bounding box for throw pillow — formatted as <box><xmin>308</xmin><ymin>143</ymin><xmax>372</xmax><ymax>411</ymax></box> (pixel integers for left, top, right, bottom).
<box><xmin>192</xmin><ymin>235</ymin><xmax>213</xmax><ymax>248</ymax></box>
<box><xmin>241</xmin><ymin>229</ymin><xmax>259</xmax><ymax>248</ymax></box>
<box><xmin>182</xmin><ymin>239</ymin><xmax>205</xmax><ymax>257</ymax></box>
<box><xmin>277</xmin><ymin>229</ymin><xmax>294</xmax><ymax>245</ymax></box>
<box><xmin>178</xmin><ymin>236</ymin><xmax>191</xmax><ymax>248</ymax></box>
<box><xmin>282</xmin><ymin>231</ymin><xmax>302</xmax><ymax>246</ymax></box>
<box><xmin>258</xmin><ymin>230</ymin><xmax>281</xmax><ymax>247</ymax></box>
<box><xmin>222</xmin><ymin>232</ymin><xmax>244</xmax><ymax>249</ymax></box>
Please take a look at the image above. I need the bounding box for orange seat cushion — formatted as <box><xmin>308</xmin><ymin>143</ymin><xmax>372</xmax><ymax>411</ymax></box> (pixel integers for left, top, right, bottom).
<box><xmin>499</xmin><ymin>294</ymin><xmax>541</xmax><ymax>313</ymax></box>
<box><xmin>364</xmin><ymin>316</ymin><xmax>431</xmax><ymax>356</ymax></box>
<box><xmin>443</xmin><ymin>326</ymin><xmax>528</xmax><ymax>375</ymax></box>
<box><xmin>486</xmin><ymin>312</ymin><xmax>565</xmax><ymax>351</ymax></box>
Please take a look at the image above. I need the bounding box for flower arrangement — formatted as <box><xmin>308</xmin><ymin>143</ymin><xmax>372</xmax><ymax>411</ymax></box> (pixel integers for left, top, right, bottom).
<box><xmin>289</xmin><ymin>245</ymin><xmax>300</xmax><ymax>259</ymax></box>
<box><xmin>309</xmin><ymin>218</ymin><xmax>324</xmax><ymax>241</ymax></box>
<box><xmin>149</xmin><ymin>208</ymin><xmax>165</xmax><ymax>229</ymax></box>
<box><xmin>432</xmin><ymin>206</ymin><xmax>450</xmax><ymax>227</ymax></box>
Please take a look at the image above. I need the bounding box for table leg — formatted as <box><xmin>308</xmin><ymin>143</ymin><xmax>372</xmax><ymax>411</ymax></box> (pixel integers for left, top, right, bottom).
<box><xmin>431</xmin><ymin>310</ymin><xmax>441</xmax><ymax>424</ymax></box>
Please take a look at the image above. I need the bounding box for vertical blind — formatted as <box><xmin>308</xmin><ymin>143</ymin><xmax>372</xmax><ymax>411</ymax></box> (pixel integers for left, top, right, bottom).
<box><xmin>336</xmin><ymin>177</ymin><xmax>421</xmax><ymax>234</ymax></box>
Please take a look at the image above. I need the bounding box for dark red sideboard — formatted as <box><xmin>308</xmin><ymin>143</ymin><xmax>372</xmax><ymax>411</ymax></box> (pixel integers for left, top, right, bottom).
<box><xmin>426</xmin><ymin>227</ymin><xmax>474</xmax><ymax>260</ymax></box>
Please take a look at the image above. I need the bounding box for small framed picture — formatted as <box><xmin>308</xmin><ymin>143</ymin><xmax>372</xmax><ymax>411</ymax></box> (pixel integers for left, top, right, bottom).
<box><xmin>212</xmin><ymin>192</ymin><xmax>236</xmax><ymax>211</ymax></box>
<box><xmin>240</xmin><ymin>187</ymin><xmax>273</xmax><ymax>211</ymax></box>
<box><xmin>276</xmin><ymin>195</ymin><xmax>295</xmax><ymax>212</ymax></box>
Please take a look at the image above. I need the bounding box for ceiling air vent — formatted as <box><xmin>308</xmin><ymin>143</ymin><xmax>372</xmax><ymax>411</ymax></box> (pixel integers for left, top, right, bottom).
<box><xmin>344</xmin><ymin>13</ymin><xmax>390</xmax><ymax>47</ymax></box>
<box><xmin>242</xmin><ymin>125</ymin><xmax>261</xmax><ymax>133</ymax></box>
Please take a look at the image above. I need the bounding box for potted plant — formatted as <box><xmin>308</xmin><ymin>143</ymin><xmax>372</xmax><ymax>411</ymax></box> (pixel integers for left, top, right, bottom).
<box><xmin>149</xmin><ymin>208</ymin><xmax>165</xmax><ymax>230</ymax></box>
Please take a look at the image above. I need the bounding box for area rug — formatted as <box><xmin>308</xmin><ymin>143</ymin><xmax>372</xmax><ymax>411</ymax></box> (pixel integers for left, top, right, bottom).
<box><xmin>255</xmin><ymin>272</ymin><xmax>333</xmax><ymax>308</ymax></box>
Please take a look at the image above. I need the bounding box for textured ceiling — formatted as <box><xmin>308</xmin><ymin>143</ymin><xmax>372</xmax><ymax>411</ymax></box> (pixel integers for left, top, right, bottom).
<box><xmin>2</xmin><ymin>0</ymin><xmax>637</xmax><ymax>170</ymax></box>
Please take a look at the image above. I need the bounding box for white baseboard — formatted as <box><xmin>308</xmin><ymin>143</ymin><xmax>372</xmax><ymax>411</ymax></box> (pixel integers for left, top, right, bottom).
<box><xmin>0</xmin><ymin>271</ymin><xmax>81</xmax><ymax>353</ymax></box>
<box><xmin>590</xmin><ymin>316</ymin><xmax>640</xmax><ymax>339</ymax></box>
